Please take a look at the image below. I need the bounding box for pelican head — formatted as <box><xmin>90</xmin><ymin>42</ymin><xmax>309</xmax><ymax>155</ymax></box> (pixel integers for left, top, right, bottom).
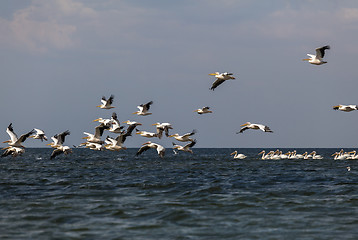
<box><xmin>168</xmin><ymin>134</ymin><xmax>179</xmax><ymax>138</ymax></box>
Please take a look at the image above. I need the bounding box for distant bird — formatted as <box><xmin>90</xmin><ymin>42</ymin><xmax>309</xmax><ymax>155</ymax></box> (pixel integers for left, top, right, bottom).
<box><xmin>50</xmin><ymin>145</ymin><xmax>72</xmax><ymax>159</ymax></box>
<box><xmin>93</xmin><ymin>117</ymin><xmax>112</xmax><ymax>127</ymax></box>
<box><xmin>133</xmin><ymin>101</ymin><xmax>153</xmax><ymax>116</ymax></box>
<box><xmin>136</xmin><ymin>141</ymin><xmax>165</xmax><ymax>158</ymax></box>
<box><xmin>231</xmin><ymin>150</ymin><xmax>247</xmax><ymax>159</ymax></box>
<box><xmin>194</xmin><ymin>106</ymin><xmax>212</xmax><ymax>114</ymax></box>
<box><xmin>122</xmin><ymin>120</ymin><xmax>142</xmax><ymax>136</ymax></box>
<box><xmin>209</xmin><ymin>72</ymin><xmax>235</xmax><ymax>90</ymax></box>
<box><xmin>237</xmin><ymin>122</ymin><xmax>273</xmax><ymax>133</ymax></box>
<box><xmin>3</xmin><ymin>123</ymin><xmax>34</xmax><ymax>148</ymax></box>
<box><xmin>30</xmin><ymin>128</ymin><xmax>48</xmax><ymax>141</ymax></box>
<box><xmin>1</xmin><ymin>146</ymin><xmax>25</xmax><ymax>158</ymax></box>
<box><xmin>47</xmin><ymin>130</ymin><xmax>70</xmax><ymax>148</ymax></box>
<box><xmin>109</xmin><ymin>112</ymin><xmax>124</xmax><ymax>133</ymax></box>
<box><xmin>84</xmin><ymin>142</ymin><xmax>105</xmax><ymax>151</ymax></box>
<box><xmin>169</xmin><ymin>129</ymin><xmax>196</xmax><ymax>142</ymax></box>
<box><xmin>104</xmin><ymin>135</ymin><xmax>127</xmax><ymax>151</ymax></box>
<box><xmin>302</xmin><ymin>45</ymin><xmax>330</xmax><ymax>65</ymax></box>
<box><xmin>152</xmin><ymin>122</ymin><xmax>173</xmax><ymax>139</ymax></box>
<box><xmin>97</xmin><ymin>95</ymin><xmax>115</xmax><ymax>109</ymax></box>
<box><xmin>172</xmin><ymin>140</ymin><xmax>196</xmax><ymax>154</ymax></box>
<box><xmin>135</xmin><ymin>129</ymin><xmax>158</xmax><ymax>138</ymax></box>
<box><xmin>333</xmin><ymin>105</ymin><xmax>358</xmax><ymax>112</ymax></box>
<box><xmin>82</xmin><ymin>123</ymin><xmax>109</xmax><ymax>144</ymax></box>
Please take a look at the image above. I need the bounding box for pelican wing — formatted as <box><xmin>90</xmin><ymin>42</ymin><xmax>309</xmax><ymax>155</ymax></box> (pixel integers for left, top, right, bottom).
<box><xmin>107</xmin><ymin>95</ymin><xmax>114</xmax><ymax>105</ymax></box>
<box><xmin>58</xmin><ymin>130</ymin><xmax>70</xmax><ymax>145</ymax></box>
<box><xmin>210</xmin><ymin>79</ymin><xmax>225</xmax><ymax>91</ymax></box>
<box><xmin>185</xmin><ymin>139</ymin><xmax>196</xmax><ymax>148</ymax></box>
<box><xmin>50</xmin><ymin>148</ymin><xmax>64</xmax><ymax>159</ymax></box>
<box><xmin>94</xmin><ymin>124</ymin><xmax>109</xmax><ymax>138</ymax></box>
<box><xmin>237</xmin><ymin>126</ymin><xmax>249</xmax><ymax>133</ymax></box>
<box><xmin>143</xmin><ymin>101</ymin><xmax>153</xmax><ymax>111</ymax></box>
<box><xmin>136</xmin><ymin>145</ymin><xmax>151</xmax><ymax>156</ymax></box>
<box><xmin>18</xmin><ymin>130</ymin><xmax>35</xmax><ymax>143</ymax></box>
<box><xmin>315</xmin><ymin>45</ymin><xmax>330</xmax><ymax>59</ymax></box>
<box><xmin>6</xmin><ymin>123</ymin><xmax>18</xmax><ymax>143</ymax></box>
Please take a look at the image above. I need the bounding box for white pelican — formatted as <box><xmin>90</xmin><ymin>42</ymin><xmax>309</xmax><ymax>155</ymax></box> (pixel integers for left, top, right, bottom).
<box><xmin>1</xmin><ymin>146</ymin><xmax>25</xmax><ymax>158</ymax></box>
<box><xmin>3</xmin><ymin>123</ymin><xmax>34</xmax><ymax>148</ymax></box>
<box><xmin>169</xmin><ymin>129</ymin><xmax>196</xmax><ymax>142</ymax></box>
<box><xmin>258</xmin><ymin>150</ymin><xmax>272</xmax><ymax>160</ymax></box>
<box><xmin>104</xmin><ymin>135</ymin><xmax>127</xmax><ymax>151</ymax></box>
<box><xmin>136</xmin><ymin>141</ymin><xmax>165</xmax><ymax>158</ymax></box>
<box><xmin>47</xmin><ymin>130</ymin><xmax>70</xmax><ymax>148</ymax></box>
<box><xmin>133</xmin><ymin>101</ymin><xmax>153</xmax><ymax>116</ymax></box>
<box><xmin>84</xmin><ymin>142</ymin><xmax>105</xmax><ymax>151</ymax></box>
<box><xmin>135</xmin><ymin>129</ymin><xmax>158</xmax><ymax>138</ymax></box>
<box><xmin>50</xmin><ymin>145</ymin><xmax>72</xmax><ymax>159</ymax></box>
<box><xmin>82</xmin><ymin>124</ymin><xmax>109</xmax><ymax>144</ymax></box>
<box><xmin>237</xmin><ymin>122</ymin><xmax>273</xmax><ymax>133</ymax></box>
<box><xmin>93</xmin><ymin>117</ymin><xmax>112</xmax><ymax>127</ymax></box>
<box><xmin>194</xmin><ymin>106</ymin><xmax>212</xmax><ymax>115</ymax></box>
<box><xmin>97</xmin><ymin>95</ymin><xmax>115</xmax><ymax>109</ymax></box>
<box><xmin>109</xmin><ymin>112</ymin><xmax>124</xmax><ymax>133</ymax></box>
<box><xmin>333</xmin><ymin>105</ymin><xmax>358</xmax><ymax>112</ymax></box>
<box><xmin>309</xmin><ymin>151</ymin><xmax>323</xmax><ymax>159</ymax></box>
<box><xmin>332</xmin><ymin>149</ymin><xmax>349</xmax><ymax>160</ymax></box>
<box><xmin>152</xmin><ymin>122</ymin><xmax>173</xmax><ymax>139</ymax></box>
<box><xmin>346</xmin><ymin>151</ymin><xmax>358</xmax><ymax>160</ymax></box>
<box><xmin>122</xmin><ymin>120</ymin><xmax>142</xmax><ymax>136</ymax></box>
<box><xmin>172</xmin><ymin>140</ymin><xmax>196</xmax><ymax>154</ymax></box>
<box><xmin>209</xmin><ymin>72</ymin><xmax>235</xmax><ymax>91</ymax></box>
<box><xmin>30</xmin><ymin>128</ymin><xmax>48</xmax><ymax>141</ymax></box>
<box><xmin>230</xmin><ymin>150</ymin><xmax>247</xmax><ymax>159</ymax></box>
<box><xmin>302</xmin><ymin>45</ymin><xmax>330</xmax><ymax>65</ymax></box>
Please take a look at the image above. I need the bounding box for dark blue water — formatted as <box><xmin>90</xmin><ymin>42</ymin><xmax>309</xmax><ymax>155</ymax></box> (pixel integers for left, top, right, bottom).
<box><xmin>1</xmin><ymin>148</ymin><xmax>357</xmax><ymax>239</ymax></box>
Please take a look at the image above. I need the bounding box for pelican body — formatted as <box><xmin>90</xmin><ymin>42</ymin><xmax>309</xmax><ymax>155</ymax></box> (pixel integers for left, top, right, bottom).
<box><xmin>194</xmin><ymin>107</ymin><xmax>212</xmax><ymax>114</ymax></box>
<box><xmin>237</xmin><ymin>122</ymin><xmax>273</xmax><ymax>133</ymax></box>
<box><xmin>333</xmin><ymin>105</ymin><xmax>358</xmax><ymax>112</ymax></box>
<box><xmin>97</xmin><ymin>95</ymin><xmax>115</xmax><ymax>109</ymax></box>
<box><xmin>303</xmin><ymin>45</ymin><xmax>330</xmax><ymax>65</ymax></box>
<box><xmin>231</xmin><ymin>150</ymin><xmax>247</xmax><ymax>159</ymax></box>
<box><xmin>136</xmin><ymin>141</ymin><xmax>165</xmax><ymax>158</ymax></box>
<box><xmin>169</xmin><ymin>129</ymin><xmax>196</xmax><ymax>142</ymax></box>
<box><xmin>209</xmin><ymin>72</ymin><xmax>235</xmax><ymax>90</ymax></box>
<box><xmin>172</xmin><ymin>140</ymin><xmax>196</xmax><ymax>154</ymax></box>
<box><xmin>133</xmin><ymin>101</ymin><xmax>153</xmax><ymax>116</ymax></box>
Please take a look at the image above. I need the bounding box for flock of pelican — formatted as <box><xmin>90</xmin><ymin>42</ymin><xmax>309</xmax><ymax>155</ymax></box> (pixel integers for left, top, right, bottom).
<box><xmin>1</xmin><ymin>45</ymin><xmax>357</xmax><ymax>160</ymax></box>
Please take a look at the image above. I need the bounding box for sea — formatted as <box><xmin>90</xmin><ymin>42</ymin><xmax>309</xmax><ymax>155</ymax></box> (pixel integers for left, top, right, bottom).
<box><xmin>0</xmin><ymin>148</ymin><xmax>357</xmax><ymax>240</ymax></box>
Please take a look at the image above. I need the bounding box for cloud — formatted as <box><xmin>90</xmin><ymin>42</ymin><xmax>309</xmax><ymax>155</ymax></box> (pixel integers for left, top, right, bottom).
<box><xmin>0</xmin><ymin>0</ymin><xmax>96</xmax><ymax>53</ymax></box>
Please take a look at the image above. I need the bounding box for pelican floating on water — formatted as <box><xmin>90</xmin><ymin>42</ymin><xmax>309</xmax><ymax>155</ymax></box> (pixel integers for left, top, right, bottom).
<box><xmin>172</xmin><ymin>140</ymin><xmax>196</xmax><ymax>154</ymax></box>
<box><xmin>237</xmin><ymin>122</ymin><xmax>273</xmax><ymax>133</ymax></box>
<box><xmin>136</xmin><ymin>141</ymin><xmax>165</xmax><ymax>158</ymax></box>
<box><xmin>97</xmin><ymin>95</ymin><xmax>115</xmax><ymax>109</ymax></box>
<box><xmin>194</xmin><ymin>106</ymin><xmax>212</xmax><ymax>114</ymax></box>
<box><xmin>133</xmin><ymin>101</ymin><xmax>153</xmax><ymax>116</ymax></box>
<box><xmin>231</xmin><ymin>150</ymin><xmax>247</xmax><ymax>159</ymax></box>
<box><xmin>303</xmin><ymin>45</ymin><xmax>330</xmax><ymax>65</ymax></box>
<box><xmin>333</xmin><ymin>105</ymin><xmax>358</xmax><ymax>112</ymax></box>
<box><xmin>209</xmin><ymin>72</ymin><xmax>235</xmax><ymax>90</ymax></box>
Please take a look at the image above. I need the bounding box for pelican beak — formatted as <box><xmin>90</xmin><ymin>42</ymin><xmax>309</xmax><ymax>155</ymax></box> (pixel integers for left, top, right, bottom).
<box><xmin>193</xmin><ymin>110</ymin><xmax>198</xmax><ymax>112</ymax></box>
<box><xmin>93</xmin><ymin>119</ymin><xmax>100</xmax><ymax>122</ymax></box>
<box><xmin>1</xmin><ymin>146</ymin><xmax>10</xmax><ymax>150</ymax></box>
<box><xmin>230</xmin><ymin>152</ymin><xmax>235</xmax><ymax>155</ymax></box>
<box><xmin>46</xmin><ymin>143</ymin><xmax>52</xmax><ymax>146</ymax></box>
<box><xmin>82</xmin><ymin>137</ymin><xmax>89</xmax><ymax>139</ymax></box>
<box><xmin>151</xmin><ymin>123</ymin><xmax>158</xmax><ymax>126</ymax></box>
<box><xmin>168</xmin><ymin>135</ymin><xmax>174</xmax><ymax>137</ymax></box>
<box><xmin>135</xmin><ymin>132</ymin><xmax>141</xmax><ymax>134</ymax></box>
<box><xmin>302</xmin><ymin>58</ymin><xmax>310</xmax><ymax>61</ymax></box>
<box><xmin>240</xmin><ymin>123</ymin><xmax>249</xmax><ymax>127</ymax></box>
<box><xmin>2</xmin><ymin>140</ymin><xmax>10</xmax><ymax>143</ymax></box>
<box><xmin>132</xmin><ymin>112</ymin><xmax>138</xmax><ymax>114</ymax></box>
<box><xmin>96</xmin><ymin>105</ymin><xmax>102</xmax><ymax>108</ymax></box>
<box><xmin>208</xmin><ymin>73</ymin><xmax>216</xmax><ymax>75</ymax></box>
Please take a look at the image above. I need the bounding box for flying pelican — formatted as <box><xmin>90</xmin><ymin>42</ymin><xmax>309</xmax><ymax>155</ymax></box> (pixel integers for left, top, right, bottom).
<box><xmin>30</xmin><ymin>128</ymin><xmax>48</xmax><ymax>141</ymax></box>
<box><xmin>47</xmin><ymin>130</ymin><xmax>70</xmax><ymax>148</ymax></box>
<box><xmin>169</xmin><ymin>129</ymin><xmax>196</xmax><ymax>142</ymax></box>
<box><xmin>302</xmin><ymin>45</ymin><xmax>330</xmax><ymax>65</ymax></box>
<box><xmin>109</xmin><ymin>112</ymin><xmax>124</xmax><ymax>133</ymax></box>
<box><xmin>194</xmin><ymin>106</ymin><xmax>212</xmax><ymax>114</ymax></box>
<box><xmin>172</xmin><ymin>140</ymin><xmax>197</xmax><ymax>154</ymax></box>
<box><xmin>237</xmin><ymin>122</ymin><xmax>273</xmax><ymax>133</ymax></box>
<box><xmin>84</xmin><ymin>142</ymin><xmax>105</xmax><ymax>151</ymax></box>
<box><xmin>209</xmin><ymin>72</ymin><xmax>235</xmax><ymax>91</ymax></box>
<box><xmin>230</xmin><ymin>150</ymin><xmax>247</xmax><ymax>159</ymax></box>
<box><xmin>3</xmin><ymin>123</ymin><xmax>34</xmax><ymax>148</ymax></box>
<box><xmin>1</xmin><ymin>146</ymin><xmax>25</xmax><ymax>158</ymax></box>
<box><xmin>152</xmin><ymin>122</ymin><xmax>173</xmax><ymax>139</ymax></box>
<box><xmin>104</xmin><ymin>135</ymin><xmax>127</xmax><ymax>151</ymax></box>
<box><xmin>333</xmin><ymin>105</ymin><xmax>358</xmax><ymax>112</ymax></box>
<box><xmin>122</xmin><ymin>120</ymin><xmax>142</xmax><ymax>136</ymax></box>
<box><xmin>97</xmin><ymin>95</ymin><xmax>115</xmax><ymax>109</ymax></box>
<box><xmin>50</xmin><ymin>145</ymin><xmax>72</xmax><ymax>159</ymax></box>
<box><xmin>136</xmin><ymin>141</ymin><xmax>165</xmax><ymax>158</ymax></box>
<box><xmin>133</xmin><ymin>101</ymin><xmax>153</xmax><ymax>116</ymax></box>
<box><xmin>93</xmin><ymin>117</ymin><xmax>112</xmax><ymax>127</ymax></box>
<box><xmin>135</xmin><ymin>129</ymin><xmax>158</xmax><ymax>138</ymax></box>
<box><xmin>82</xmin><ymin>123</ymin><xmax>109</xmax><ymax>144</ymax></box>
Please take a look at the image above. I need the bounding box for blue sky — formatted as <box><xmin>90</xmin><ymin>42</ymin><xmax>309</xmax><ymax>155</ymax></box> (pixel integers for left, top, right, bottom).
<box><xmin>1</xmin><ymin>0</ymin><xmax>358</xmax><ymax>148</ymax></box>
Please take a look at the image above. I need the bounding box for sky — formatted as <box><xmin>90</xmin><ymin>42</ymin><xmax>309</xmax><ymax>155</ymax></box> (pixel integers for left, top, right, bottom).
<box><xmin>1</xmin><ymin>0</ymin><xmax>358</xmax><ymax>148</ymax></box>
